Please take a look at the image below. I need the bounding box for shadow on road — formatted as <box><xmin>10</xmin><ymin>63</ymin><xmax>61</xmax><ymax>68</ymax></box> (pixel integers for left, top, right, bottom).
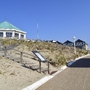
<box><xmin>67</xmin><ymin>58</ymin><xmax>90</xmax><ymax>68</ymax></box>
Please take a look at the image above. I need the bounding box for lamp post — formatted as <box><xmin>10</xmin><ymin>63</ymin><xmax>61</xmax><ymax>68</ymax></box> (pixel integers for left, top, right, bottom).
<box><xmin>73</xmin><ymin>36</ymin><xmax>76</xmax><ymax>54</ymax></box>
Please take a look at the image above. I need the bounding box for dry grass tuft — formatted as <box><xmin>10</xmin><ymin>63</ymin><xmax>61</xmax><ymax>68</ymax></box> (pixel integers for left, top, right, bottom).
<box><xmin>0</xmin><ymin>39</ymin><xmax>89</xmax><ymax>67</ymax></box>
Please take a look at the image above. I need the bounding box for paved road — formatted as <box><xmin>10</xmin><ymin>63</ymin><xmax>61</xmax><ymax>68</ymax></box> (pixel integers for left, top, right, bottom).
<box><xmin>36</xmin><ymin>56</ymin><xmax>90</xmax><ymax>90</ymax></box>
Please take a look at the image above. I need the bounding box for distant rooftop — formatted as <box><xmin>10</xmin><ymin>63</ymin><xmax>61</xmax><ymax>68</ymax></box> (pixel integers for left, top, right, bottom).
<box><xmin>0</xmin><ymin>21</ymin><xmax>26</xmax><ymax>33</ymax></box>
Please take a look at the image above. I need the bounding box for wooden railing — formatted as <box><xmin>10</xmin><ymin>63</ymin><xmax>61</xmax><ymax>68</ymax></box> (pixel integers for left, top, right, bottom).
<box><xmin>2</xmin><ymin>46</ymin><xmax>50</xmax><ymax>74</ymax></box>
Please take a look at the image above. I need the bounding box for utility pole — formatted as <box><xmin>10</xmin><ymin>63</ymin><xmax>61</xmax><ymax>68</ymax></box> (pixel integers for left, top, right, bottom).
<box><xmin>73</xmin><ymin>36</ymin><xmax>76</xmax><ymax>54</ymax></box>
<box><xmin>37</xmin><ymin>21</ymin><xmax>39</xmax><ymax>40</ymax></box>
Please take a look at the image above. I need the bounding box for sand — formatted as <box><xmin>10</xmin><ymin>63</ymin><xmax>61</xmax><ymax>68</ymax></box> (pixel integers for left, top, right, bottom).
<box><xmin>0</xmin><ymin>54</ymin><xmax>58</xmax><ymax>90</ymax></box>
<box><xmin>0</xmin><ymin>57</ymin><xmax>46</xmax><ymax>90</ymax></box>
<box><xmin>0</xmin><ymin>44</ymin><xmax>61</xmax><ymax>90</ymax></box>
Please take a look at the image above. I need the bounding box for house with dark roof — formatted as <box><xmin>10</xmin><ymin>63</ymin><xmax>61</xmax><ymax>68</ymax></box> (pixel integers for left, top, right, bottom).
<box><xmin>63</xmin><ymin>40</ymin><xmax>73</xmax><ymax>47</ymax></box>
<box><xmin>49</xmin><ymin>40</ymin><xmax>63</xmax><ymax>45</ymax></box>
<box><xmin>75</xmin><ymin>39</ymin><xmax>88</xmax><ymax>50</ymax></box>
<box><xmin>0</xmin><ymin>21</ymin><xmax>26</xmax><ymax>39</ymax></box>
<box><xmin>63</xmin><ymin>39</ymin><xmax>88</xmax><ymax>50</ymax></box>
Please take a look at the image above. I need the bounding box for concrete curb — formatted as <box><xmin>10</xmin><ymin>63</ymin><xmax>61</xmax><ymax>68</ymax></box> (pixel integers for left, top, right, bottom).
<box><xmin>22</xmin><ymin>76</ymin><xmax>53</xmax><ymax>90</ymax></box>
<box><xmin>22</xmin><ymin>66</ymin><xmax>67</xmax><ymax>90</ymax></box>
<box><xmin>22</xmin><ymin>54</ymin><xmax>90</xmax><ymax>90</ymax></box>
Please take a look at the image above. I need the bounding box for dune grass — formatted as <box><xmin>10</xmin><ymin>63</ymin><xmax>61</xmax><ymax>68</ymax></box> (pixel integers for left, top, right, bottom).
<box><xmin>0</xmin><ymin>39</ymin><xmax>89</xmax><ymax>67</ymax></box>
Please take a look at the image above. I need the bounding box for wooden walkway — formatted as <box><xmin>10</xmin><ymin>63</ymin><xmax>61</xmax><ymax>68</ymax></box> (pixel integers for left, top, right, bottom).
<box><xmin>36</xmin><ymin>56</ymin><xmax>90</xmax><ymax>90</ymax></box>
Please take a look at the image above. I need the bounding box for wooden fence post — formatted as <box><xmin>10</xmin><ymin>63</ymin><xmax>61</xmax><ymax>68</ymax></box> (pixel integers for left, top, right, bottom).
<box><xmin>20</xmin><ymin>52</ymin><xmax>23</xmax><ymax>63</ymax></box>
<box><xmin>4</xmin><ymin>46</ymin><xmax>7</xmax><ymax>57</ymax></box>
<box><xmin>48</xmin><ymin>61</ymin><xmax>50</xmax><ymax>74</ymax></box>
<box><xmin>39</xmin><ymin>61</ymin><xmax>41</xmax><ymax>73</ymax></box>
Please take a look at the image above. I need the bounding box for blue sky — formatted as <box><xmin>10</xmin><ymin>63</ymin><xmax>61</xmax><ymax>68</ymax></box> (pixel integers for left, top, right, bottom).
<box><xmin>0</xmin><ymin>0</ymin><xmax>90</xmax><ymax>45</ymax></box>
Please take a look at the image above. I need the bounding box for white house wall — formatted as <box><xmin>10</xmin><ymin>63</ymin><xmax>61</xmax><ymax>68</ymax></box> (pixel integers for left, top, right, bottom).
<box><xmin>0</xmin><ymin>29</ymin><xmax>26</xmax><ymax>39</ymax></box>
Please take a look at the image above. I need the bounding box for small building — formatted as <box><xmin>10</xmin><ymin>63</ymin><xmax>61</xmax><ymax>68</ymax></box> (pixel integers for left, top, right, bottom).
<box><xmin>0</xmin><ymin>21</ymin><xmax>26</xmax><ymax>39</ymax></box>
<box><xmin>75</xmin><ymin>39</ymin><xmax>88</xmax><ymax>50</ymax></box>
<box><xmin>63</xmin><ymin>40</ymin><xmax>73</xmax><ymax>47</ymax></box>
<box><xmin>49</xmin><ymin>40</ymin><xmax>63</xmax><ymax>45</ymax></box>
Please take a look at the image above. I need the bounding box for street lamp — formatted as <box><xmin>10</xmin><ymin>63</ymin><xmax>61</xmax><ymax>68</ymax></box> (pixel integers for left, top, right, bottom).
<box><xmin>73</xmin><ymin>36</ymin><xmax>76</xmax><ymax>54</ymax></box>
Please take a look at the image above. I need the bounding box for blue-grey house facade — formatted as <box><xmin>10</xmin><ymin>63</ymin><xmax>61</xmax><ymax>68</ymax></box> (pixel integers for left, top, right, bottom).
<box><xmin>63</xmin><ymin>40</ymin><xmax>74</xmax><ymax>47</ymax></box>
<box><xmin>75</xmin><ymin>39</ymin><xmax>88</xmax><ymax>50</ymax></box>
<box><xmin>63</xmin><ymin>39</ymin><xmax>88</xmax><ymax>50</ymax></box>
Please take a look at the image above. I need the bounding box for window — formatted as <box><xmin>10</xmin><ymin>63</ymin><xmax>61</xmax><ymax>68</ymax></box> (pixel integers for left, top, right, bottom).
<box><xmin>15</xmin><ymin>33</ymin><xmax>19</xmax><ymax>38</ymax></box>
<box><xmin>21</xmin><ymin>34</ymin><xmax>24</xmax><ymax>38</ymax></box>
<box><xmin>0</xmin><ymin>32</ymin><xmax>3</xmax><ymax>37</ymax></box>
<box><xmin>6</xmin><ymin>32</ymin><xmax>12</xmax><ymax>37</ymax></box>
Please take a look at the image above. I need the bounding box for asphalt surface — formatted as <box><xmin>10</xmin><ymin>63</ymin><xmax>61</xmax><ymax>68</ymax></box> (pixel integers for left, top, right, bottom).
<box><xmin>36</xmin><ymin>56</ymin><xmax>90</xmax><ymax>90</ymax></box>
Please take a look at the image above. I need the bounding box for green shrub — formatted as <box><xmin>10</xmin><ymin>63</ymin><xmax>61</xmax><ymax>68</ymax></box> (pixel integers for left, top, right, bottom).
<box><xmin>0</xmin><ymin>70</ymin><xmax>2</xmax><ymax>74</ymax></box>
<box><xmin>83</xmin><ymin>51</ymin><xmax>88</xmax><ymax>55</ymax></box>
<box><xmin>54</xmin><ymin>54</ymin><xmax>66</xmax><ymax>66</ymax></box>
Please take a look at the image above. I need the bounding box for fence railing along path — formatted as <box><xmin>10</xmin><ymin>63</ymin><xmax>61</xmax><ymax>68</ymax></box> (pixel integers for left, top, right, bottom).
<box><xmin>0</xmin><ymin>45</ymin><xmax>51</xmax><ymax>74</ymax></box>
